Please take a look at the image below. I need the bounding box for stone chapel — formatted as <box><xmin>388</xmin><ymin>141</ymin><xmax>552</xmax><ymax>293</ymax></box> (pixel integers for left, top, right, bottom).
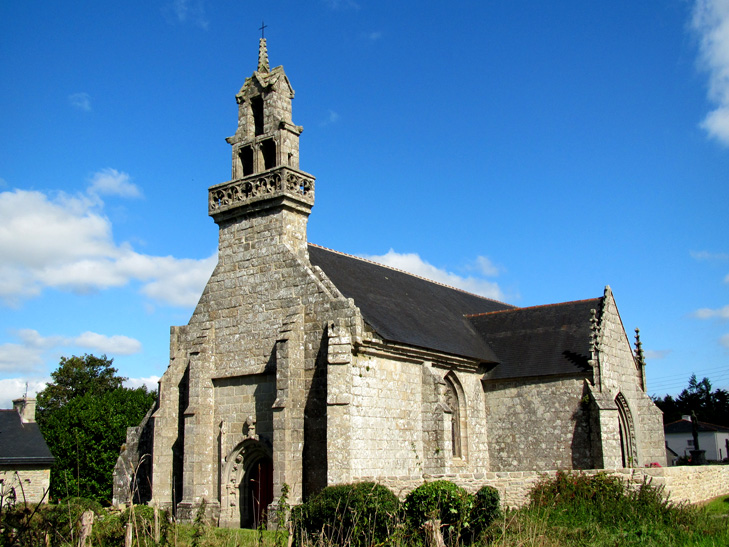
<box><xmin>114</xmin><ymin>38</ymin><xmax>666</xmax><ymax>527</ymax></box>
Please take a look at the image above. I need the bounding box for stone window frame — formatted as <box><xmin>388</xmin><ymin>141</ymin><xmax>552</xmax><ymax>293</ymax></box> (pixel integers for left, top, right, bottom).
<box><xmin>444</xmin><ymin>372</ymin><xmax>468</xmax><ymax>461</ymax></box>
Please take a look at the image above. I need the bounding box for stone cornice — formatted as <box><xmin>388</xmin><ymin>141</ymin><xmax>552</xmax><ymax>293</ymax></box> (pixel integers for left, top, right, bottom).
<box><xmin>355</xmin><ymin>338</ymin><xmax>483</xmax><ymax>371</ymax></box>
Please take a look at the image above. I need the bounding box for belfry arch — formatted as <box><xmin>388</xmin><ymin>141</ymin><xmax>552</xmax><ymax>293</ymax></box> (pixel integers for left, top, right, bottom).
<box><xmin>220</xmin><ymin>439</ymin><xmax>273</xmax><ymax>528</ymax></box>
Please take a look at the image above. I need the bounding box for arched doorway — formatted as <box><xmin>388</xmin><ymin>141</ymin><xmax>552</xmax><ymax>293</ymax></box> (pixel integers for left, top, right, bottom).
<box><xmin>221</xmin><ymin>439</ymin><xmax>273</xmax><ymax>528</ymax></box>
<box><xmin>615</xmin><ymin>393</ymin><xmax>636</xmax><ymax>467</ymax></box>
<box><xmin>242</xmin><ymin>457</ymin><xmax>273</xmax><ymax>528</ymax></box>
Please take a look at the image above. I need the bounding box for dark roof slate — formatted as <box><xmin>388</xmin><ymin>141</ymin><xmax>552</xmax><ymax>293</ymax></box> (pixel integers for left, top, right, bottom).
<box><xmin>308</xmin><ymin>244</ymin><xmax>514</xmax><ymax>362</ymax></box>
<box><xmin>469</xmin><ymin>299</ymin><xmax>600</xmax><ymax>380</ymax></box>
<box><xmin>0</xmin><ymin>411</ymin><xmax>55</xmax><ymax>466</ymax></box>
<box><xmin>664</xmin><ymin>419</ymin><xmax>729</xmax><ymax>434</ymax></box>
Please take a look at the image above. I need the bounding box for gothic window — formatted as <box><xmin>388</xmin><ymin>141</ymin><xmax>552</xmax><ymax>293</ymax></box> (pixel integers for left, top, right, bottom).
<box><xmin>444</xmin><ymin>373</ymin><xmax>466</xmax><ymax>459</ymax></box>
<box><xmin>615</xmin><ymin>393</ymin><xmax>636</xmax><ymax>467</ymax></box>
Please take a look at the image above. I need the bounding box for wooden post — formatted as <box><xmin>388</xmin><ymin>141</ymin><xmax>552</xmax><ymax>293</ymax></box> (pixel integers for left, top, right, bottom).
<box><xmin>154</xmin><ymin>504</ymin><xmax>160</xmax><ymax>543</ymax></box>
<box><xmin>77</xmin><ymin>510</ymin><xmax>94</xmax><ymax>547</ymax></box>
<box><xmin>125</xmin><ymin>521</ymin><xmax>133</xmax><ymax>547</ymax></box>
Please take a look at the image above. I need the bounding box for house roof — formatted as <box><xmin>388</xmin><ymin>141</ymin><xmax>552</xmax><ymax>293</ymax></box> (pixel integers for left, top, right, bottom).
<box><xmin>0</xmin><ymin>411</ymin><xmax>55</xmax><ymax>467</ymax></box>
<box><xmin>469</xmin><ymin>300</ymin><xmax>599</xmax><ymax>380</ymax></box>
<box><xmin>309</xmin><ymin>244</ymin><xmax>600</xmax><ymax>379</ymax></box>
<box><xmin>664</xmin><ymin>419</ymin><xmax>729</xmax><ymax>435</ymax></box>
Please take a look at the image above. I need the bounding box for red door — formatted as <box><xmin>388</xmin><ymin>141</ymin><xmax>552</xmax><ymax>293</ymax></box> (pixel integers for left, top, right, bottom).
<box><xmin>248</xmin><ymin>458</ymin><xmax>273</xmax><ymax>528</ymax></box>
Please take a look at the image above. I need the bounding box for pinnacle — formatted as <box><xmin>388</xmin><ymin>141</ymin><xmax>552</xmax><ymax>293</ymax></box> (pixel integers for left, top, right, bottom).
<box><xmin>258</xmin><ymin>38</ymin><xmax>269</xmax><ymax>73</ymax></box>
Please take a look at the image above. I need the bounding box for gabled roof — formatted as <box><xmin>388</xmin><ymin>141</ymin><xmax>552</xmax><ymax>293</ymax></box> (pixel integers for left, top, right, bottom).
<box><xmin>308</xmin><ymin>244</ymin><xmax>513</xmax><ymax>362</ymax></box>
<box><xmin>664</xmin><ymin>419</ymin><xmax>729</xmax><ymax>435</ymax></box>
<box><xmin>469</xmin><ymin>299</ymin><xmax>599</xmax><ymax>380</ymax></box>
<box><xmin>0</xmin><ymin>411</ymin><xmax>55</xmax><ymax>467</ymax></box>
<box><xmin>309</xmin><ymin>244</ymin><xmax>601</xmax><ymax>380</ymax></box>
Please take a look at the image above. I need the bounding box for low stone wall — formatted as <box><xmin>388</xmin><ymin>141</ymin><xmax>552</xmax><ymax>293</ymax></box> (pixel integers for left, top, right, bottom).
<box><xmin>362</xmin><ymin>465</ymin><xmax>729</xmax><ymax>508</ymax></box>
<box><xmin>0</xmin><ymin>467</ymin><xmax>51</xmax><ymax>504</ymax></box>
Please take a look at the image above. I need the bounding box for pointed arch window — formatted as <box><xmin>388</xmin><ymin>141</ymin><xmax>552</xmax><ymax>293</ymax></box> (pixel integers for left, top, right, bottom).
<box><xmin>444</xmin><ymin>373</ymin><xmax>467</xmax><ymax>459</ymax></box>
<box><xmin>615</xmin><ymin>393</ymin><xmax>636</xmax><ymax>467</ymax></box>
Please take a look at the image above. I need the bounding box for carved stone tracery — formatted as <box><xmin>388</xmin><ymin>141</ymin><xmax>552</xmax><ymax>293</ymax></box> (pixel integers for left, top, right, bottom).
<box><xmin>209</xmin><ymin>166</ymin><xmax>315</xmax><ymax>216</ymax></box>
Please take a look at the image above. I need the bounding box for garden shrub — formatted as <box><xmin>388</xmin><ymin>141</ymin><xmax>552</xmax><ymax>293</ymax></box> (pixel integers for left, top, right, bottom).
<box><xmin>293</xmin><ymin>482</ymin><xmax>400</xmax><ymax>547</ymax></box>
<box><xmin>404</xmin><ymin>480</ymin><xmax>472</xmax><ymax>544</ymax></box>
<box><xmin>468</xmin><ymin>485</ymin><xmax>501</xmax><ymax>539</ymax></box>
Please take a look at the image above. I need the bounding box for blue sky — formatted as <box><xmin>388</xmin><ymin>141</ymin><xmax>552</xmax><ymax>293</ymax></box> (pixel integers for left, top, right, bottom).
<box><xmin>1</xmin><ymin>1</ymin><xmax>728</xmax><ymax>407</ymax></box>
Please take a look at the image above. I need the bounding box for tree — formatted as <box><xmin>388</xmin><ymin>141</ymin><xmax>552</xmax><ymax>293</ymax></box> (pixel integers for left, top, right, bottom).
<box><xmin>36</xmin><ymin>354</ymin><xmax>124</xmax><ymax>419</ymax></box>
<box><xmin>36</xmin><ymin>354</ymin><xmax>156</xmax><ymax>503</ymax></box>
<box><xmin>653</xmin><ymin>374</ymin><xmax>729</xmax><ymax>426</ymax></box>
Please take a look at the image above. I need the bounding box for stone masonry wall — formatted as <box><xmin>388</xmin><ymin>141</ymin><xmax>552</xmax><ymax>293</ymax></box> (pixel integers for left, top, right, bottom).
<box><xmin>483</xmin><ymin>376</ymin><xmax>592</xmax><ymax>471</ymax></box>
<box><xmin>596</xmin><ymin>289</ymin><xmax>666</xmax><ymax>467</ymax></box>
<box><xmin>371</xmin><ymin>466</ymin><xmax>729</xmax><ymax>509</ymax></box>
<box><xmin>349</xmin><ymin>354</ymin><xmax>423</xmax><ymax>479</ymax></box>
<box><xmin>151</xmin><ymin>205</ymin><xmax>362</xmax><ymax>520</ymax></box>
<box><xmin>0</xmin><ymin>468</ymin><xmax>51</xmax><ymax>504</ymax></box>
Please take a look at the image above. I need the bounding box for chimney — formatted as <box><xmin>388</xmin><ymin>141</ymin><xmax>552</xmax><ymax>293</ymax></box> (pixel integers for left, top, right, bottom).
<box><xmin>13</xmin><ymin>397</ymin><xmax>37</xmax><ymax>423</ymax></box>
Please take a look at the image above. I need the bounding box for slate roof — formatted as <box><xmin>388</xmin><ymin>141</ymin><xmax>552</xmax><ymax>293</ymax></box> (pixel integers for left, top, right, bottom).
<box><xmin>309</xmin><ymin>244</ymin><xmax>513</xmax><ymax>362</ymax></box>
<box><xmin>664</xmin><ymin>419</ymin><xmax>729</xmax><ymax>435</ymax></box>
<box><xmin>0</xmin><ymin>411</ymin><xmax>55</xmax><ymax>467</ymax></box>
<box><xmin>309</xmin><ymin>244</ymin><xmax>600</xmax><ymax>380</ymax></box>
<box><xmin>469</xmin><ymin>299</ymin><xmax>599</xmax><ymax>380</ymax></box>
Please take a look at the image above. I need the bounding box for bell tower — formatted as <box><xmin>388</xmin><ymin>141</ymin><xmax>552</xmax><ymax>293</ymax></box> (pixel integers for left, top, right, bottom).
<box><xmin>208</xmin><ymin>38</ymin><xmax>315</xmax><ymax>255</ymax></box>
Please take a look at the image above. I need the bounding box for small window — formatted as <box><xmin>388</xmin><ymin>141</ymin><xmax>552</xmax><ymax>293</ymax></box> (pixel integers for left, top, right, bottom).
<box><xmin>240</xmin><ymin>146</ymin><xmax>254</xmax><ymax>176</ymax></box>
<box><xmin>261</xmin><ymin>139</ymin><xmax>276</xmax><ymax>170</ymax></box>
<box><xmin>251</xmin><ymin>96</ymin><xmax>264</xmax><ymax>136</ymax></box>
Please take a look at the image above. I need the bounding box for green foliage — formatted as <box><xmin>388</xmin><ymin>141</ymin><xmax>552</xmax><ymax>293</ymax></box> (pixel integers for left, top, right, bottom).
<box><xmin>293</xmin><ymin>482</ymin><xmax>400</xmax><ymax>547</ymax></box>
<box><xmin>652</xmin><ymin>374</ymin><xmax>729</xmax><ymax>427</ymax></box>
<box><xmin>404</xmin><ymin>480</ymin><xmax>473</xmax><ymax>544</ymax></box>
<box><xmin>36</xmin><ymin>354</ymin><xmax>156</xmax><ymax>503</ymax></box>
<box><xmin>515</xmin><ymin>471</ymin><xmax>714</xmax><ymax>545</ymax></box>
<box><xmin>36</xmin><ymin>354</ymin><xmax>125</xmax><ymax>418</ymax></box>
<box><xmin>468</xmin><ymin>485</ymin><xmax>501</xmax><ymax>540</ymax></box>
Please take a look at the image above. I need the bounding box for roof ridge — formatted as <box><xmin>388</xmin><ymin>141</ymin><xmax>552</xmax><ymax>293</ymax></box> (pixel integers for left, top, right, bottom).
<box><xmin>308</xmin><ymin>243</ymin><xmax>515</xmax><ymax>307</ymax></box>
<box><xmin>670</xmin><ymin>417</ymin><xmax>729</xmax><ymax>430</ymax></box>
<box><xmin>466</xmin><ymin>297</ymin><xmax>603</xmax><ymax>318</ymax></box>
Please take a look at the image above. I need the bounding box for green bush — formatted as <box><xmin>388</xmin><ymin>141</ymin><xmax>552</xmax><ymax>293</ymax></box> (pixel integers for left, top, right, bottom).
<box><xmin>468</xmin><ymin>485</ymin><xmax>501</xmax><ymax>539</ymax></box>
<box><xmin>293</xmin><ymin>482</ymin><xmax>400</xmax><ymax>547</ymax></box>
<box><xmin>404</xmin><ymin>480</ymin><xmax>472</xmax><ymax>544</ymax></box>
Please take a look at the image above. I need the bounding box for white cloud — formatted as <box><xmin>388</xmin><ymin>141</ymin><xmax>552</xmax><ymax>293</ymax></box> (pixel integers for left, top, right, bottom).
<box><xmin>644</xmin><ymin>350</ymin><xmax>672</xmax><ymax>360</ymax></box>
<box><xmin>124</xmin><ymin>375</ymin><xmax>160</xmax><ymax>392</ymax></box>
<box><xmin>0</xmin><ymin>174</ymin><xmax>216</xmax><ymax>307</ymax></box>
<box><xmin>472</xmin><ymin>256</ymin><xmax>501</xmax><ymax>277</ymax></box>
<box><xmin>692</xmin><ymin>0</ymin><xmax>729</xmax><ymax>146</ymax></box>
<box><xmin>69</xmin><ymin>92</ymin><xmax>91</xmax><ymax>112</ymax></box>
<box><xmin>320</xmin><ymin>110</ymin><xmax>340</xmax><ymax>126</ymax></box>
<box><xmin>367</xmin><ymin>31</ymin><xmax>383</xmax><ymax>41</ymax></box>
<box><xmin>169</xmin><ymin>0</ymin><xmax>209</xmax><ymax>29</ymax></box>
<box><xmin>0</xmin><ymin>378</ymin><xmax>49</xmax><ymax>409</ymax></box>
<box><xmin>73</xmin><ymin>332</ymin><xmax>142</xmax><ymax>355</ymax></box>
<box><xmin>88</xmin><ymin>168</ymin><xmax>141</xmax><ymax>199</ymax></box>
<box><xmin>693</xmin><ymin>304</ymin><xmax>729</xmax><ymax>319</ymax></box>
<box><xmin>360</xmin><ymin>249</ymin><xmax>505</xmax><ymax>300</ymax></box>
<box><xmin>323</xmin><ymin>0</ymin><xmax>360</xmax><ymax>9</ymax></box>
<box><xmin>0</xmin><ymin>329</ymin><xmax>142</xmax><ymax>375</ymax></box>
<box><xmin>690</xmin><ymin>250</ymin><xmax>729</xmax><ymax>261</ymax></box>
<box><xmin>721</xmin><ymin>333</ymin><xmax>729</xmax><ymax>348</ymax></box>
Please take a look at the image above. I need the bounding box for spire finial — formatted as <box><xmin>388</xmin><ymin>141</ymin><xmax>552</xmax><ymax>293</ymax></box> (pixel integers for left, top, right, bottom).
<box><xmin>257</xmin><ymin>34</ymin><xmax>269</xmax><ymax>73</ymax></box>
